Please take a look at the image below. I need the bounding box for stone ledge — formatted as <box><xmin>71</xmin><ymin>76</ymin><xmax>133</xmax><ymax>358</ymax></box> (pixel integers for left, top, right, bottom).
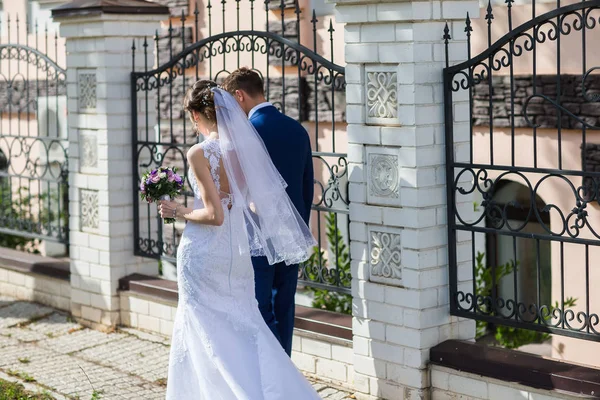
<box><xmin>52</xmin><ymin>0</ymin><xmax>170</xmax><ymax>18</ymax></box>
<box><xmin>119</xmin><ymin>273</ymin><xmax>179</xmax><ymax>302</ymax></box>
<box><xmin>118</xmin><ymin>273</ymin><xmax>353</xmax><ymax>341</ymax></box>
<box><xmin>295</xmin><ymin>305</ymin><xmax>353</xmax><ymax>342</ymax></box>
<box><xmin>0</xmin><ymin>248</ymin><xmax>70</xmax><ymax>281</ymax></box>
<box><xmin>431</xmin><ymin>339</ymin><xmax>600</xmax><ymax>397</ymax></box>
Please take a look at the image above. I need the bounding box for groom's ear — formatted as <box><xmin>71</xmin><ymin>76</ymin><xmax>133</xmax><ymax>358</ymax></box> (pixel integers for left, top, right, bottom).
<box><xmin>234</xmin><ymin>89</ymin><xmax>244</xmax><ymax>102</ymax></box>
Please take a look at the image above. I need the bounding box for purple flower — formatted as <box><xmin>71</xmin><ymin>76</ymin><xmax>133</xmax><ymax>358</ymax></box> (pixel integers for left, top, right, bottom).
<box><xmin>167</xmin><ymin>170</ymin><xmax>176</xmax><ymax>182</ymax></box>
<box><xmin>151</xmin><ymin>174</ymin><xmax>161</xmax><ymax>183</ymax></box>
<box><xmin>140</xmin><ymin>181</ymin><xmax>145</xmax><ymax>192</ymax></box>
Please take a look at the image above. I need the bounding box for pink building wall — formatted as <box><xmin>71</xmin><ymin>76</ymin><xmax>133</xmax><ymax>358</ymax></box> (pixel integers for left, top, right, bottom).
<box><xmin>465</xmin><ymin>1</ymin><xmax>600</xmax><ymax>367</ymax></box>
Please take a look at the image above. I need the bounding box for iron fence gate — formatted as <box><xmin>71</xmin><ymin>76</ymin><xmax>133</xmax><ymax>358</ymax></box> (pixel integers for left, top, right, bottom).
<box><xmin>0</xmin><ymin>17</ymin><xmax>68</xmax><ymax>249</ymax></box>
<box><xmin>444</xmin><ymin>0</ymin><xmax>600</xmax><ymax>341</ymax></box>
<box><xmin>131</xmin><ymin>0</ymin><xmax>349</xmax><ymax>294</ymax></box>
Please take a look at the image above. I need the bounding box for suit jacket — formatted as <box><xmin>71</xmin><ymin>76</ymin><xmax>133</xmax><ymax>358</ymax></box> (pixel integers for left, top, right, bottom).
<box><xmin>249</xmin><ymin>105</ymin><xmax>314</xmax><ymax>226</ymax></box>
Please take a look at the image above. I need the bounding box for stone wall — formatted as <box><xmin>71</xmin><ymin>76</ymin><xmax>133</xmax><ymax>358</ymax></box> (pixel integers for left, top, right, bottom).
<box><xmin>306</xmin><ymin>75</ymin><xmax>346</xmax><ymax>123</ymax></box>
<box><xmin>0</xmin><ymin>80</ymin><xmax>66</xmax><ymax>115</ymax></box>
<box><xmin>581</xmin><ymin>143</ymin><xmax>600</xmax><ymax>202</ymax></box>
<box><xmin>582</xmin><ymin>143</ymin><xmax>600</xmax><ymax>172</ymax></box>
<box><xmin>156</xmin><ymin>74</ymin><xmax>345</xmax><ymax>126</ymax></box>
<box><xmin>267</xmin><ymin>19</ymin><xmax>299</xmax><ymax>67</ymax></box>
<box><xmin>147</xmin><ymin>0</ymin><xmax>189</xmax><ymax>16</ymax></box>
<box><xmin>473</xmin><ymin>75</ymin><xmax>600</xmax><ymax>129</ymax></box>
<box><xmin>156</xmin><ymin>26</ymin><xmax>194</xmax><ymax>67</ymax></box>
<box><xmin>267</xmin><ymin>0</ymin><xmax>296</xmax><ymax>11</ymax></box>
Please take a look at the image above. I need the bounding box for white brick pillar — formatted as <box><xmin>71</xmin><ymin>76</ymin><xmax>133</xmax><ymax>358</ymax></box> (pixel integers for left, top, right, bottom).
<box><xmin>52</xmin><ymin>1</ymin><xmax>169</xmax><ymax>329</ymax></box>
<box><xmin>333</xmin><ymin>0</ymin><xmax>479</xmax><ymax>398</ymax></box>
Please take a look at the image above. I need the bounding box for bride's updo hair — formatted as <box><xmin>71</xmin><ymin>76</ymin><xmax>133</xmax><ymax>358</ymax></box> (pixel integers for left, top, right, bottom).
<box><xmin>183</xmin><ymin>80</ymin><xmax>218</xmax><ymax>125</ymax></box>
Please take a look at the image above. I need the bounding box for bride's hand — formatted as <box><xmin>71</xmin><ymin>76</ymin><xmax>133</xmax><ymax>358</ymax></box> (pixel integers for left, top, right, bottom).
<box><xmin>159</xmin><ymin>200</ymin><xmax>179</xmax><ymax>219</ymax></box>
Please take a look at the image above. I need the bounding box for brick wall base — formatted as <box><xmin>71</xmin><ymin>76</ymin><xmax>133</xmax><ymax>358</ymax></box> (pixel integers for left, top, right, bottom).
<box><xmin>0</xmin><ymin>267</ymin><xmax>71</xmax><ymax>312</ymax></box>
<box><xmin>120</xmin><ymin>291</ymin><xmax>355</xmax><ymax>389</ymax></box>
<box><xmin>432</xmin><ymin>365</ymin><xmax>582</xmax><ymax>400</ymax></box>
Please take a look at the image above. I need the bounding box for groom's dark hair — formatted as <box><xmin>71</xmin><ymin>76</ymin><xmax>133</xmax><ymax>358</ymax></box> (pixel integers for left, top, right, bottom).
<box><xmin>222</xmin><ymin>68</ymin><xmax>265</xmax><ymax>98</ymax></box>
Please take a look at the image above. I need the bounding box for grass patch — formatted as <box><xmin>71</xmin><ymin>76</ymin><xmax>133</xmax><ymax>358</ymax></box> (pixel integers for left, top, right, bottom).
<box><xmin>91</xmin><ymin>390</ymin><xmax>103</xmax><ymax>400</ymax></box>
<box><xmin>15</xmin><ymin>313</ymin><xmax>52</xmax><ymax>328</ymax></box>
<box><xmin>0</xmin><ymin>377</ymin><xmax>52</xmax><ymax>400</ymax></box>
<box><xmin>6</xmin><ymin>370</ymin><xmax>36</xmax><ymax>383</ymax></box>
<box><xmin>17</xmin><ymin>358</ymin><xmax>30</xmax><ymax>364</ymax></box>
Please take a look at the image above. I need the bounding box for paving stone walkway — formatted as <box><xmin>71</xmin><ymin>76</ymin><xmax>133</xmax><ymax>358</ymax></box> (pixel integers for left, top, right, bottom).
<box><xmin>0</xmin><ymin>296</ymin><xmax>354</xmax><ymax>400</ymax></box>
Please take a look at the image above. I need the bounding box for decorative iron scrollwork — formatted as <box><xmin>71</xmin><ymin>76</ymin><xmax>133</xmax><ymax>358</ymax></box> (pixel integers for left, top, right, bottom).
<box><xmin>132</xmin><ymin>3</ymin><xmax>349</xmax><ymax>294</ymax></box>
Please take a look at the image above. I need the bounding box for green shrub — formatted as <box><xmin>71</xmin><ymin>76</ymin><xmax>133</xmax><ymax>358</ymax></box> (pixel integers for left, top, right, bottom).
<box><xmin>0</xmin><ymin>182</ymin><xmax>68</xmax><ymax>253</ymax></box>
<box><xmin>475</xmin><ymin>251</ymin><xmax>577</xmax><ymax>348</ymax></box>
<box><xmin>304</xmin><ymin>213</ymin><xmax>352</xmax><ymax>315</ymax></box>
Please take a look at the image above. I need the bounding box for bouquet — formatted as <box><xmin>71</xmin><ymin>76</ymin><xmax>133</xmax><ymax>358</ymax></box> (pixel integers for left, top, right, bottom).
<box><xmin>139</xmin><ymin>166</ymin><xmax>184</xmax><ymax>224</ymax></box>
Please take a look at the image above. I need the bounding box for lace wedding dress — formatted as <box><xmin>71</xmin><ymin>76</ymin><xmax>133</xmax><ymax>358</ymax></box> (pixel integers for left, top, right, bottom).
<box><xmin>166</xmin><ymin>138</ymin><xmax>321</xmax><ymax>400</ymax></box>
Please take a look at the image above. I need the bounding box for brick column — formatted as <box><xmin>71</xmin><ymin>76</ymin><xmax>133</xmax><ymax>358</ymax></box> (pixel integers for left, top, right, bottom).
<box><xmin>333</xmin><ymin>0</ymin><xmax>479</xmax><ymax>398</ymax></box>
<box><xmin>52</xmin><ymin>1</ymin><xmax>169</xmax><ymax>330</ymax></box>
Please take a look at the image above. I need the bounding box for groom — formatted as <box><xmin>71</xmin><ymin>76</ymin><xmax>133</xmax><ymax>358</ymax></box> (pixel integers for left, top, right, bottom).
<box><xmin>223</xmin><ymin>69</ymin><xmax>314</xmax><ymax>357</ymax></box>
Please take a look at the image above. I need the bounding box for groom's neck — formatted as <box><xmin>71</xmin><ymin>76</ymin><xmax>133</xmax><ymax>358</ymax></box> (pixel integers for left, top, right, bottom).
<box><xmin>247</xmin><ymin>95</ymin><xmax>267</xmax><ymax>111</ymax></box>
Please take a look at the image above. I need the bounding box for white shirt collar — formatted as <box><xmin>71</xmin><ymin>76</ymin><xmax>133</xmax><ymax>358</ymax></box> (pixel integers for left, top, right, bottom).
<box><xmin>248</xmin><ymin>102</ymin><xmax>272</xmax><ymax>119</ymax></box>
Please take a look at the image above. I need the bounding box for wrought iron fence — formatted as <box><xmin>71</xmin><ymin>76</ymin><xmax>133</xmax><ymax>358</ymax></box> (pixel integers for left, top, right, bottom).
<box><xmin>131</xmin><ymin>0</ymin><xmax>349</xmax><ymax>293</ymax></box>
<box><xmin>0</xmin><ymin>16</ymin><xmax>68</xmax><ymax>248</ymax></box>
<box><xmin>444</xmin><ymin>0</ymin><xmax>600</xmax><ymax>341</ymax></box>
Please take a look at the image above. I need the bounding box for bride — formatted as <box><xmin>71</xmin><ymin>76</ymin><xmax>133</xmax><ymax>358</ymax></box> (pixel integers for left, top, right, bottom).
<box><xmin>158</xmin><ymin>80</ymin><xmax>321</xmax><ymax>399</ymax></box>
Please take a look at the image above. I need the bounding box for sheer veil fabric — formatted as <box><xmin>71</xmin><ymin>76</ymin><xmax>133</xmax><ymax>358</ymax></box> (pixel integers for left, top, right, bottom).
<box><xmin>212</xmin><ymin>88</ymin><xmax>317</xmax><ymax>266</ymax></box>
<box><xmin>165</xmin><ymin>89</ymin><xmax>322</xmax><ymax>400</ymax></box>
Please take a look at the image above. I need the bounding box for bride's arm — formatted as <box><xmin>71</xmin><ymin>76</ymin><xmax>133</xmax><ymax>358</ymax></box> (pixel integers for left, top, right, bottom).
<box><xmin>159</xmin><ymin>146</ymin><xmax>224</xmax><ymax>226</ymax></box>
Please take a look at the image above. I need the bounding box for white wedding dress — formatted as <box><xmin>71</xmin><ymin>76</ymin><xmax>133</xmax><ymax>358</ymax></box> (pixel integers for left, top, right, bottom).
<box><xmin>166</xmin><ymin>138</ymin><xmax>321</xmax><ymax>400</ymax></box>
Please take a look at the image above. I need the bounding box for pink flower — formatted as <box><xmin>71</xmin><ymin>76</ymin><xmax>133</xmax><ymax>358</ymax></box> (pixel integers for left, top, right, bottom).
<box><xmin>147</xmin><ymin>197</ymin><xmax>153</xmax><ymax>203</ymax></box>
<box><xmin>140</xmin><ymin>181</ymin><xmax>146</xmax><ymax>192</ymax></box>
<box><xmin>151</xmin><ymin>174</ymin><xmax>161</xmax><ymax>183</ymax></box>
<box><xmin>167</xmin><ymin>171</ymin><xmax>176</xmax><ymax>182</ymax></box>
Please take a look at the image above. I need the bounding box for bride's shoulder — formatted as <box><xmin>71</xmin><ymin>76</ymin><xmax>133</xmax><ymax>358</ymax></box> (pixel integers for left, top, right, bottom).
<box><xmin>187</xmin><ymin>143</ymin><xmax>206</xmax><ymax>162</ymax></box>
<box><xmin>198</xmin><ymin>138</ymin><xmax>222</xmax><ymax>155</ymax></box>
<box><xmin>187</xmin><ymin>140</ymin><xmax>220</xmax><ymax>162</ymax></box>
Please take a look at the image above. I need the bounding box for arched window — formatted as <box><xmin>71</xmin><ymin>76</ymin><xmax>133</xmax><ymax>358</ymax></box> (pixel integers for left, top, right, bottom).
<box><xmin>486</xmin><ymin>180</ymin><xmax>552</xmax><ymax>321</ymax></box>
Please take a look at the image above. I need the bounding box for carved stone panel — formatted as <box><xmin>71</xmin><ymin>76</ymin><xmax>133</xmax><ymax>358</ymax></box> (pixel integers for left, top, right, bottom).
<box><xmin>79</xmin><ymin>130</ymin><xmax>98</xmax><ymax>171</ymax></box>
<box><xmin>80</xmin><ymin>189</ymin><xmax>99</xmax><ymax>231</ymax></box>
<box><xmin>77</xmin><ymin>70</ymin><xmax>97</xmax><ymax>112</ymax></box>
<box><xmin>366</xmin><ymin>146</ymin><xmax>401</xmax><ymax>207</ymax></box>
<box><xmin>370</xmin><ymin>154</ymin><xmax>399</xmax><ymax>198</ymax></box>
<box><xmin>368</xmin><ymin>226</ymin><xmax>403</xmax><ymax>286</ymax></box>
<box><xmin>365</xmin><ymin>66</ymin><xmax>398</xmax><ymax>125</ymax></box>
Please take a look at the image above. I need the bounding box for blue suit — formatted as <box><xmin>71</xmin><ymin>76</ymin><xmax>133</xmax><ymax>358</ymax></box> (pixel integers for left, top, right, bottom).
<box><xmin>249</xmin><ymin>105</ymin><xmax>314</xmax><ymax>356</ymax></box>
